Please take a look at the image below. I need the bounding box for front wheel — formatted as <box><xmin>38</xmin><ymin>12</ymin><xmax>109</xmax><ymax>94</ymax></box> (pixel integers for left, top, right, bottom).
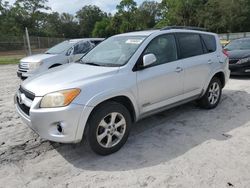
<box><xmin>198</xmin><ymin>77</ymin><xmax>222</xmax><ymax>109</ymax></box>
<box><xmin>87</xmin><ymin>101</ymin><xmax>132</xmax><ymax>155</ymax></box>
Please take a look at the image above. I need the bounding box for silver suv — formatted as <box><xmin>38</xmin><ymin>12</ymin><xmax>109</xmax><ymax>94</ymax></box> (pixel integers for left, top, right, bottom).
<box><xmin>17</xmin><ymin>38</ymin><xmax>104</xmax><ymax>79</ymax></box>
<box><xmin>15</xmin><ymin>27</ymin><xmax>230</xmax><ymax>155</ymax></box>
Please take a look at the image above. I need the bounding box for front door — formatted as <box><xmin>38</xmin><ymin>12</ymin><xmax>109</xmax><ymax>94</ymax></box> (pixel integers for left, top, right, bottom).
<box><xmin>136</xmin><ymin>34</ymin><xmax>184</xmax><ymax>114</ymax></box>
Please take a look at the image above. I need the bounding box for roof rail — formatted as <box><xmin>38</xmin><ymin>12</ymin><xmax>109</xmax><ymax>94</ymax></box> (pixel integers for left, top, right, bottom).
<box><xmin>161</xmin><ymin>26</ymin><xmax>207</xmax><ymax>32</ymax></box>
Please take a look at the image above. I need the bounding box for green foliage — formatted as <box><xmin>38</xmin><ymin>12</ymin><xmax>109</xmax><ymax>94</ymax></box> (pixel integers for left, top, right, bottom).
<box><xmin>76</xmin><ymin>5</ymin><xmax>106</xmax><ymax>37</ymax></box>
<box><xmin>0</xmin><ymin>0</ymin><xmax>250</xmax><ymax>40</ymax></box>
<box><xmin>92</xmin><ymin>17</ymin><xmax>114</xmax><ymax>37</ymax></box>
<box><xmin>0</xmin><ymin>56</ymin><xmax>23</xmax><ymax>64</ymax></box>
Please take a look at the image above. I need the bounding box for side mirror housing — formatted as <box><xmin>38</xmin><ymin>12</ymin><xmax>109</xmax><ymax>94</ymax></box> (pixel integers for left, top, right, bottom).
<box><xmin>143</xmin><ymin>53</ymin><xmax>157</xmax><ymax>68</ymax></box>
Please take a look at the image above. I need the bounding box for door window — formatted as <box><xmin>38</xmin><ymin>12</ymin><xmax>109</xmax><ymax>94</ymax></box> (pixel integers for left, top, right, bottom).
<box><xmin>144</xmin><ymin>34</ymin><xmax>178</xmax><ymax>66</ymax></box>
<box><xmin>201</xmin><ymin>34</ymin><xmax>217</xmax><ymax>53</ymax></box>
<box><xmin>74</xmin><ymin>42</ymin><xmax>91</xmax><ymax>54</ymax></box>
<box><xmin>177</xmin><ymin>33</ymin><xmax>203</xmax><ymax>59</ymax></box>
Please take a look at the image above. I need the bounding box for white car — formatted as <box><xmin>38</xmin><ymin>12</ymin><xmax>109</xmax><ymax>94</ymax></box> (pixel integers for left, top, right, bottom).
<box><xmin>15</xmin><ymin>27</ymin><xmax>230</xmax><ymax>155</ymax></box>
<box><xmin>17</xmin><ymin>38</ymin><xmax>104</xmax><ymax>79</ymax></box>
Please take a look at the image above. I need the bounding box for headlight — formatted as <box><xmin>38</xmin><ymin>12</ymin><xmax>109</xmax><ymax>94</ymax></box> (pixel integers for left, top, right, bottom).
<box><xmin>236</xmin><ymin>58</ymin><xmax>250</xmax><ymax>64</ymax></box>
<box><xmin>28</xmin><ymin>61</ymin><xmax>42</xmax><ymax>70</ymax></box>
<box><xmin>40</xmin><ymin>89</ymin><xmax>81</xmax><ymax>108</ymax></box>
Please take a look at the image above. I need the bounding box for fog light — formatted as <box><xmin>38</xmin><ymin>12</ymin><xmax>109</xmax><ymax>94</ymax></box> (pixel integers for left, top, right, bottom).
<box><xmin>57</xmin><ymin>123</ymin><xmax>63</xmax><ymax>133</ymax></box>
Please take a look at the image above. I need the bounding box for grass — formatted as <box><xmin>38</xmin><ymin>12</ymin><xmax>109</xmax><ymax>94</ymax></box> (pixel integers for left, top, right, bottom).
<box><xmin>0</xmin><ymin>55</ymin><xmax>23</xmax><ymax>65</ymax></box>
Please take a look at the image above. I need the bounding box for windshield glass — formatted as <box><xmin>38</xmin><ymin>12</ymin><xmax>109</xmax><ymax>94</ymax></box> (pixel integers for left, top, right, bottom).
<box><xmin>80</xmin><ymin>35</ymin><xmax>146</xmax><ymax>67</ymax></box>
<box><xmin>46</xmin><ymin>41</ymin><xmax>75</xmax><ymax>54</ymax></box>
<box><xmin>225</xmin><ymin>39</ymin><xmax>250</xmax><ymax>51</ymax></box>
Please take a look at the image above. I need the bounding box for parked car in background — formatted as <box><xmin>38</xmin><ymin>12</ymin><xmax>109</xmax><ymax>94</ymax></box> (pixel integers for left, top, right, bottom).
<box><xmin>224</xmin><ymin>38</ymin><xmax>250</xmax><ymax>75</ymax></box>
<box><xmin>15</xmin><ymin>27</ymin><xmax>229</xmax><ymax>155</ymax></box>
<box><xmin>17</xmin><ymin>38</ymin><xmax>104</xmax><ymax>79</ymax></box>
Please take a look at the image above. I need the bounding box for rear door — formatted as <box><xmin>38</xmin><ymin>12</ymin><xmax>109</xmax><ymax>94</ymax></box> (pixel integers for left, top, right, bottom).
<box><xmin>176</xmin><ymin>33</ymin><xmax>215</xmax><ymax>96</ymax></box>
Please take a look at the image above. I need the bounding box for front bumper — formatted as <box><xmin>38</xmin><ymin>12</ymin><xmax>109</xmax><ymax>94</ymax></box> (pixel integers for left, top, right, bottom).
<box><xmin>229</xmin><ymin>63</ymin><xmax>250</xmax><ymax>75</ymax></box>
<box><xmin>14</xmin><ymin>94</ymin><xmax>93</xmax><ymax>143</ymax></box>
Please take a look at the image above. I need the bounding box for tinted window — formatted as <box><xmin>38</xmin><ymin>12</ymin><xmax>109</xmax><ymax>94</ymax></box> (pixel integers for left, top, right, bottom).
<box><xmin>91</xmin><ymin>40</ymin><xmax>103</xmax><ymax>45</ymax></box>
<box><xmin>201</xmin><ymin>34</ymin><xmax>216</xmax><ymax>52</ymax></box>
<box><xmin>144</xmin><ymin>34</ymin><xmax>177</xmax><ymax>65</ymax></box>
<box><xmin>177</xmin><ymin>33</ymin><xmax>203</xmax><ymax>59</ymax></box>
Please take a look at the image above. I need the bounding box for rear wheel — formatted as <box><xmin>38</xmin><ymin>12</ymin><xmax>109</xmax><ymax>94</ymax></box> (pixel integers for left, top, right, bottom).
<box><xmin>198</xmin><ymin>77</ymin><xmax>222</xmax><ymax>109</ymax></box>
<box><xmin>87</xmin><ymin>101</ymin><xmax>131</xmax><ymax>155</ymax></box>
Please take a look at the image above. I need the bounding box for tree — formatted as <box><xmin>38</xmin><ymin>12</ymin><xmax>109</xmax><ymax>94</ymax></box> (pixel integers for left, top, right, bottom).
<box><xmin>160</xmin><ymin>0</ymin><xmax>207</xmax><ymax>27</ymax></box>
<box><xmin>92</xmin><ymin>16</ymin><xmax>114</xmax><ymax>37</ymax></box>
<box><xmin>13</xmin><ymin>0</ymin><xmax>50</xmax><ymax>36</ymax></box>
<box><xmin>76</xmin><ymin>5</ymin><xmax>106</xmax><ymax>37</ymax></box>
<box><xmin>136</xmin><ymin>1</ymin><xmax>162</xmax><ymax>29</ymax></box>
<box><xmin>115</xmin><ymin>0</ymin><xmax>138</xmax><ymax>33</ymax></box>
<box><xmin>198</xmin><ymin>0</ymin><xmax>249</xmax><ymax>33</ymax></box>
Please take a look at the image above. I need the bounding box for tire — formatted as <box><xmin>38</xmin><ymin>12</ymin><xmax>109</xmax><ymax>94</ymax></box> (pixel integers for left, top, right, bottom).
<box><xmin>87</xmin><ymin>101</ymin><xmax>132</xmax><ymax>155</ymax></box>
<box><xmin>198</xmin><ymin>77</ymin><xmax>222</xmax><ymax>109</ymax></box>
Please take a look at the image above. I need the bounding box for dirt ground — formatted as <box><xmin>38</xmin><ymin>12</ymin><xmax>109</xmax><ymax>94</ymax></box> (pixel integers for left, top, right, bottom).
<box><xmin>0</xmin><ymin>64</ymin><xmax>250</xmax><ymax>188</ymax></box>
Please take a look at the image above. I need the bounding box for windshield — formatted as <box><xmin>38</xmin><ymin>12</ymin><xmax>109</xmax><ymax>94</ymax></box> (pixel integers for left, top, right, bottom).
<box><xmin>80</xmin><ymin>35</ymin><xmax>146</xmax><ymax>67</ymax></box>
<box><xmin>46</xmin><ymin>41</ymin><xmax>75</xmax><ymax>54</ymax></box>
<box><xmin>225</xmin><ymin>39</ymin><xmax>250</xmax><ymax>51</ymax></box>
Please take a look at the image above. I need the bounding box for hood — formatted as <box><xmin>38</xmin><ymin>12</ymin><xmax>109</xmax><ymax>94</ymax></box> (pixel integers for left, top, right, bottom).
<box><xmin>21</xmin><ymin>63</ymin><xmax>119</xmax><ymax>96</ymax></box>
<box><xmin>20</xmin><ymin>53</ymin><xmax>58</xmax><ymax>63</ymax></box>
<box><xmin>228</xmin><ymin>50</ymin><xmax>250</xmax><ymax>60</ymax></box>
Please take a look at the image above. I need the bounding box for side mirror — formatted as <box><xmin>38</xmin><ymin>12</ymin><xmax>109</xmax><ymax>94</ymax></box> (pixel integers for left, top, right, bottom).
<box><xmin>143</xmin><ymin>53</ymin><xmax>157</xmax><ymax>67</ymax></box>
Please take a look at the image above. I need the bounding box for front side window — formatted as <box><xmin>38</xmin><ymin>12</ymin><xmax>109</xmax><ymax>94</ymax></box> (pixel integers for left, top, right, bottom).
<box><xmin>74</xmin><ymin>42</ymin><xmax>91</xmax><ymax>54</ymax></box>
<box><xmin>80</xmin><ymin>36</ymin><xmax>146</xmax><ymax>67</ymax></box>
<box><xmin>177</xmin><ymin>33</ymin><xmax>203</xmax><ymax>59</ymax></box>
<box><xmin>144</xmin><ymin>34</ymin><xmax>178</xmax><ymax>66</ymax></box>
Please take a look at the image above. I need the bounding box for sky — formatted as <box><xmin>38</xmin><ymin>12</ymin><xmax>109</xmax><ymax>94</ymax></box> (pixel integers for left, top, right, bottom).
<box><xmin>7</xmin><ymin>0</ymin><xmax>162</xmax><ymax>15</ymax></box>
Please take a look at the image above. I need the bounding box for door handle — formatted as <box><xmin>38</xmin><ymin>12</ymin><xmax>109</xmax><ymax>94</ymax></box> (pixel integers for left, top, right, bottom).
<box><xmin>208</xmin><ymin>59</ymin><xmax>213</xmax><ymax>64</ymax></box>
<box><xmin>175</xmin><ymin>67</ymin><xmax>183</xmax><ymax>73</ymax></box>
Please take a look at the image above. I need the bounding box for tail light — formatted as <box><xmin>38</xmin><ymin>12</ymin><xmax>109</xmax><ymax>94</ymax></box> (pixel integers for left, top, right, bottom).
<box><xmin>223</xmin><ymin>49</ymin><xmax>229</xmax><ymax>57</ymax></box>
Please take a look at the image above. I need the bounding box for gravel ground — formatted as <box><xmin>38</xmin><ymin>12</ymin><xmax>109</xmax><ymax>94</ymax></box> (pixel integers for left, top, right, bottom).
<box><xmin>0</xmin><ymin>64</ymin><xmax>250</xmax><ymax>188</ymax></box>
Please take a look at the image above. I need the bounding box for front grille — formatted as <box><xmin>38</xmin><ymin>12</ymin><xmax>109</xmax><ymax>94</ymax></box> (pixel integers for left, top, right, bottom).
<box><xmin>17</xmin><ymin>87</ymin><xmax>35</xmax><ymax>116</ymax></box>
<box><xmin>17</xmin><ymin>95</ymin><xmax>30</xmax><ymax>116</ymax></box>
<box><xmin>229</xmin><ymin>59</ymin><xmax>239</xmax><ymax>64</ymax></box>
<box><xmin>19</xmin><ymin>86</ymin><xmax>35</xmax><ymax>100</ymax></box>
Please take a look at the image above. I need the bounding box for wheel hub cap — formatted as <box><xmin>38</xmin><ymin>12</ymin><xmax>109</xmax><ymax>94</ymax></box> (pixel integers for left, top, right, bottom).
<box><xmin>208</xmin><ymin>82</ymin><xmax>220</xmax><ymax>105</ymax></box>
<box><xmin>96</xmin><ymin>112</ymin><xmax>126</xmax><ymax>148</ymax></box>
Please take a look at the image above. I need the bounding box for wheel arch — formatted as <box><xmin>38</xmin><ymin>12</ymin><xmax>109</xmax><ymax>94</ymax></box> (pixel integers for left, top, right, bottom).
<box><xmin>49</xmin><ymin>63</ymin><xmax>62</xmax><ymax>69</ymax></box>
<box><xmin>213</xmin><ymin>71</ymin><xmax>226</xmax><ymax>88</ymax></box>
<box><xmin>88</xmin><ymin>95</ymin><xmax>137</xmax><ymax>123</ymax></box>
<box><xmin>201</xmin><ymin>70</ymin><xmax>226</xmax><ymax>97</ymax></box>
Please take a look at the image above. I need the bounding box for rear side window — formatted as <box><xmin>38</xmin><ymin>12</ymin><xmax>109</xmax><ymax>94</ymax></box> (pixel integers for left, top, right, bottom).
<box><xmin>177</xmin><ymin>33</ymin><xmax>203</xmax><ymax>59</ymax></box>
<box><xmin>201</xmin><ymin>34</ymin><xmax>217</xmax><ymax>53</ymax></box>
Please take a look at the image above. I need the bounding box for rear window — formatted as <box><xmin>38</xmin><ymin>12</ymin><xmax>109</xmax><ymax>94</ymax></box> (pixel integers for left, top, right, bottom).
<box><xmin>177</xmin><ymin>33</ymin><xmax>203</xmax><ymax>59</ymax></box>
<box><xmin>201</xmin><ymin>34</ymin><xmax>216</xmax><ymax>53</ymax></box>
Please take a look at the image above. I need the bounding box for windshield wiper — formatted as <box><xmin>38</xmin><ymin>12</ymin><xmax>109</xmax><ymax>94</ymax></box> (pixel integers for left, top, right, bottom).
<box><xmin>101</xmin><ymin>63</ymin><xmax>120</xmax><ymax>67</ymax></box>
<box><xmin>84</xmin><ymin>62</ymin><xmax>101</xmax><ymax>66</ymax></box>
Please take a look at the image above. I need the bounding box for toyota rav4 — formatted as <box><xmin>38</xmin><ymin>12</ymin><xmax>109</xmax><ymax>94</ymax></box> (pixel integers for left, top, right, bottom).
<box><xmin>15</xmin><ymin>27</ymin><xmax>230</xmax><ymax>155</ymax></box>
